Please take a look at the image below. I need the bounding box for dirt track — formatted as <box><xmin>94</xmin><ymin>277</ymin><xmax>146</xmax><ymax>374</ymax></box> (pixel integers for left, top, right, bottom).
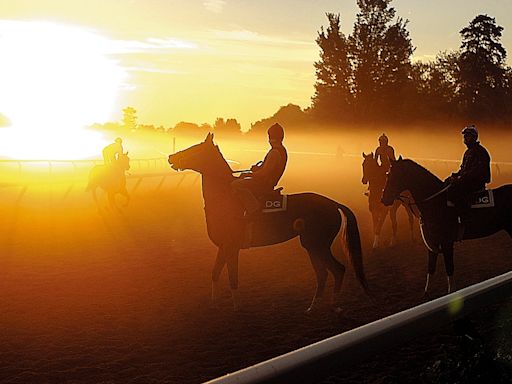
<box><xmin>1</xmin><ymin>153</ymin><xmax>512</xmax><ymax>384</ymax></box>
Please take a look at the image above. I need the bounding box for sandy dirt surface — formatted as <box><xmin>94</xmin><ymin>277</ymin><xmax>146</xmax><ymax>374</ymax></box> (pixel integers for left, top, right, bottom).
<box><xmin>1</xmin><ymin>151</ymin><xmax>511</xmax><ymax>384</ymax></box>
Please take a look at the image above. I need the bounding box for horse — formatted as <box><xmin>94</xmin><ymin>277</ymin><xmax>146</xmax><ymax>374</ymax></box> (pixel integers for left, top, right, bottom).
<box><xmin>86</xmin><ymin>152</ymin><xmax>130</xmax><ymax>210</ymax></box>
<box><xmin>362</xmin><ymin>153</ymin><xmax>416</xmax><ymax>249</ymax></box>
<box><xmin>168</xmin><ymin>133</ymin><xmax>368</xmax><ymax>312</ymax></box>
<box><xmin>382</xmin><ymin>157</ymin><xmax>512</xmax><ymax>295</ymax></box>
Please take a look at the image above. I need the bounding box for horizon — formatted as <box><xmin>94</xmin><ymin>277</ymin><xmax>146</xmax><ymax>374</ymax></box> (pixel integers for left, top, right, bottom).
<box><xmin>0</xmin><ymin>1</ymin><xmax>511</xmax><ymax>132</ymax></box>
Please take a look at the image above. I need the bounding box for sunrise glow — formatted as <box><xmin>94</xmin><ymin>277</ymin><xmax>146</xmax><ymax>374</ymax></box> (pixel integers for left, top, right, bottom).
<box><xmin>0</xmin><ymin>21</ymin><xmax>126</xmax><ymax>159</ymax></box>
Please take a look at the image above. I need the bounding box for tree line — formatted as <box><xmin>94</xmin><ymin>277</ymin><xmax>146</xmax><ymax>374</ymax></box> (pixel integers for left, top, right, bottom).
<box><xmin>92</xmin><ymin>0</ymin><xmax>512</xmax><ymax>136</ymax></box>
<box><xmin>311</xmin><ymin>0</ymin><xmax>512</xmax><ymax>124</ymax></box>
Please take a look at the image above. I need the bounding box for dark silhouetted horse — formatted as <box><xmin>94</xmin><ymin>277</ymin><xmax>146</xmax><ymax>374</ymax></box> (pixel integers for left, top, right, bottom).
<box><xmin>168</xmin><ymin>133</ymin><xmax>368</xmax><ymax>311</ymax></box>
<box><xmin>86</xmin><ymin>152</ymin><xmax>130</xmax><ymax>210</ymax></box>
<box><xmin>362</xmin><ymin>152</ymin><xmax>416</xmax><ymax>248</ymax></box>
<box><xmin>382</xmin><ymin>157</ymin><xmax>512</xmax><ymax>294</ymax></box>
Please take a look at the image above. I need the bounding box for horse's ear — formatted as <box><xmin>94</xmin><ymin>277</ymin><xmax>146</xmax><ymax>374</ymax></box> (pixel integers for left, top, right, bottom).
<box><xmin>362</xmin><ymin>152</ymin><xmax>366</xmax><ymax>158</ymax></box>
<box><xmin>205</xmin><ymin>132</ymin><xmax>214</xmax><ymax>144</ymax></box>
<box><xmin>398</xmin><ymin>155</ymin><xmax>403</xmax><ymax>161</ymax></box>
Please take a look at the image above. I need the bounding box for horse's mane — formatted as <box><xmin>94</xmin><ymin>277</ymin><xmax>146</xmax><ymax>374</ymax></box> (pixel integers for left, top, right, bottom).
<box><xmin>211</xmin><ymin>144</ymin><xmax>234</xmax><ymax>179</ymax></box>
<box><xmin>400</xmin><ymin>159</ymin><xmax>443</xmax><ymax>185</ymax></box>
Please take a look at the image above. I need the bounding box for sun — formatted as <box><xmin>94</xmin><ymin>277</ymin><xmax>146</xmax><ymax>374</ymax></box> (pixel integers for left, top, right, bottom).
<box><xmin>0</xmin><ymin>21</ymin><xmax>127</xmax><ymax>160</ymax></box>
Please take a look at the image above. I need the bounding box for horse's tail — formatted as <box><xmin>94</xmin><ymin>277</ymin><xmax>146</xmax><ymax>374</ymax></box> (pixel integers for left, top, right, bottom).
<box><xmin>337</xmin><ymin>203</ymin><xmax>369</xmax><ymax>294</ymax></box>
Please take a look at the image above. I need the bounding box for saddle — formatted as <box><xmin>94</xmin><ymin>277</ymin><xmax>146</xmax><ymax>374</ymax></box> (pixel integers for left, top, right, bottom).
<box><xmin>447</xmin><ymin>189</ymin><xmax>494</xmax><ymax>209</ymax></box>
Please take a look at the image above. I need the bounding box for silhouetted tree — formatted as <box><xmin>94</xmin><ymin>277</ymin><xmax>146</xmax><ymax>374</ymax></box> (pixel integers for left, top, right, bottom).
<box><xmin>249</xmin><ymin>104</ymin><xmax>309</xmax><ymax>134</ymax></box>
<box><xmin>122</xmin><ymin>106</ymin><xmax>138</xmax><ymax>130</ymax></box>
<box><xmin>172</xmin><ymin>121</ymin><xmax>207</xmax><ymax>138</ymax></box>
<box><xmin>213</xmin><ymin>118</ymin><xmax>242</xmax><ymax>135</ymax></box>
<box><xmin>349</xmin><ymin>0</ymin><xmax>414</xmax><ymax>119</ymax></box>
<box><xmin>311</xmin><ymin>13</ymin><xmax>352</xmax><ymax>121</ymax></box>
<box><xmin>411</xmin><ymin>51</ymin><xmax>460</xmax><ymax>119</ymax></box>
<box><xmin>458</xmin><ymin>14</ymin><xmax>508</xmax><ymax>120</ymax></box>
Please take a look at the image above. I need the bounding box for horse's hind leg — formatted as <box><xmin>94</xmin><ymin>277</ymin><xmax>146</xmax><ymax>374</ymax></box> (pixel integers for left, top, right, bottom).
<box><xmin>321</xmin><ymin>248</ymin><xmax>346</xmax><ymax>311</ymax></box>
<box><xmin>305</xmin><ymin>247</ymin><xmax>328</xmax><ymax>313</ymax></box>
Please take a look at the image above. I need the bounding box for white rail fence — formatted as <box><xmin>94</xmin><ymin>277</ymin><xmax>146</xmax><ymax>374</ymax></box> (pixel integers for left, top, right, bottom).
<box><xmin>0</xmin><ymin>158</ymin><xmax>199</xmax><ymax>200</ymax></box>
<box><xmin>204</xmin><ymin>271</ymin><xmax>512</xmax><ymax>384</ymax></box>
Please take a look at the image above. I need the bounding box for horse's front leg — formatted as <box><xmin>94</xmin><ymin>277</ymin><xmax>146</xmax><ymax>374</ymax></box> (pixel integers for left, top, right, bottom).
<box><xmin>441</xmin><ymin>243</ymin><xmax>455</xmax><ymax>293</ymax></box>
<box><xmin>405</xmin><ymin>204</ymin><xmax>416</xmax><ymax>242</ymax></box>
<box><xmin>389</xmin><ymin>202</ymin><xmax>399</xmax><ymax>246</ymax></box>
<box><xmin>225</xmin><ymin>246</ymin><xmax>241</xmax><ymax>311</ymax></box>
<box><xmin>90</xmin><ymin>187</ymin><xmax>101</xmax><ymax>211</ymax></box>
<box><xmin>121</xmin><ymin>187</ymin><xmax>130</xmax><ymax>207</ymax></box>
<box><xmin>425</xmin><ymin>250</ymin><xmax>438</xmax><ymax>297</ymax></box>
<box><xmin>211</xmin><ymin>247</ymin><xmax>227</xmax><ymax>306</ymax></box>
<box><xmin>108</xmin><ymin>192</ymin><xmax>121</xmax><ymax>213</ymax></box>
<box><xmin>371</xmin><ymin>210</ymin><xmax>384</xmax><ymax>249</ymax></box>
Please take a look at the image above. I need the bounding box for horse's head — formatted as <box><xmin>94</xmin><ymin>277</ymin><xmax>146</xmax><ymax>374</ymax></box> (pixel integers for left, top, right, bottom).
<box><xmin>361</xmin><ymin>152</ymin><xmax>380</xmax><ymax>185</ymax></box>
<box><xmin>116</xmin><ymin>152</ymin><xmax>130</xmax><ymax>171</ymax></box>
<box><xmin>168</xmin><ymin>133</ymin><xmax>221</xmax><ymax>174</ymax></box>
<box><xmin>382</xmin><ymin>156</ymin><xmax>407</xmax><ymax>206</ymax></box>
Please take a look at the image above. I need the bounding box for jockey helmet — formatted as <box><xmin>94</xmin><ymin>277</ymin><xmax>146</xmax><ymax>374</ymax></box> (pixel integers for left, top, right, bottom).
<box><xmin>461</xmin><ymin>125</ymin><xmax>478</xmax><ymax>138</ymax></box>
<box><xmin>268</xmin><ymin>123</ymin><xmax>284</xmax><ymax>141</ymax></box>
<box><xmin>115</xmin><ymin>137</ymin><xmax>123</xmax><ymax>144</ymax></box>
<box><xmin>378</xmin><ymin>133</ymin><xmax>388</xmax><ymax>144</ymax></box>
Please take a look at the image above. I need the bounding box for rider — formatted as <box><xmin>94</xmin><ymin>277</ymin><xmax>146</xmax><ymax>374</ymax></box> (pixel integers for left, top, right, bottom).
<box><xmin>375</xmin><ymin>133</ymin><xmax>396</xmax><ymax>172</ymax></box>
<box><xmin>102</xmin><ymin>137</ymin><xmax>124</xmax><ymax>165</ymax></box>
<box><xmin>231</xmin><ymin>123</ymin><xmax>288</xmax><ymax>216</ymax></box>
<box><xmin>446</xmin><ymin>125</ymin><xmax>491</xmax><ymax>225</ymax></box>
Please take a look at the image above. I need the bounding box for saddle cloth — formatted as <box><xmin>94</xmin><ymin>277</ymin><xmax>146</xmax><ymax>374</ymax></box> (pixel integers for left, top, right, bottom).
<box><xmin>447</xmin><ymin>189</ymin><xmax>494</xmax><ymax>209</ymax></box>
<box><xmin>260</xmin><ymin>188</ymin><xmax>287</xmax><ymax>213</ymax></box>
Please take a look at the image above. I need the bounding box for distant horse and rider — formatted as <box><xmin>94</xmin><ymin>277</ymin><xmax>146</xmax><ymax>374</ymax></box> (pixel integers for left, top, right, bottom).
<box><xmin>362</xmin><ymin>134</ymin><xmax>416</xmax><ymax>248</ymax></box>
<box><xmin>168</xmin><ymin>126</ymin><xmax>368</xmax><ymax>312</ymax></box>
<box><xmin>86</xmin><ymin>138</ymin><xmax>130</xmax><ymax>211</ymax></box>
<box><xmin>382</xmin><ymin>125</ymin><xmax>509</xmax><ymax>295</ymax></box>
<box><xmin>362</xmin><ymin>150</ymin><xmax>416</xmax><ymax>249</ymax></box>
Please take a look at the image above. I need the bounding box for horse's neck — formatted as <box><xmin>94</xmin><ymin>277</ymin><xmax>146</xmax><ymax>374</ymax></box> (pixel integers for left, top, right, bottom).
<box><xmin>201</xmin><ymin>151</ymin><xmax>237</xmax><ymax>216</ymax></box>
<box><xmin>369</xmin><ymin>168</ymin><xmax>386</xmax><ymax>190</ymax></box>
<box><xmin>202</xmin><ymin>174</ymin><xmax>237</xmax><ymax>216</ymax></box>
<box><xmin>405</xmin><ymin>163</ymin><xmax>444</xmax><ymax>206</ymax></box>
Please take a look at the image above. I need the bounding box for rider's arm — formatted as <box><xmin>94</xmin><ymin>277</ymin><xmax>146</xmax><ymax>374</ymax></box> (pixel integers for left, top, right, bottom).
<box><xmin>252</xmin><ymin>150</ymin><xmax>280</xmax><ymax>179</ymax></box>
<box><xmin>388</xmin><ymin>147</ymin><xmax>396</xmax><ymax>161</ymax></box>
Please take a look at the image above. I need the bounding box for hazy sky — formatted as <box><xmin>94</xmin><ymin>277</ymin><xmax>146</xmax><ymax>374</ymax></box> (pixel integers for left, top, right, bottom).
<box><xmin>1</xmin><ymin>0</ymin><xmax>511</xmax><ymax>130</ymax></box>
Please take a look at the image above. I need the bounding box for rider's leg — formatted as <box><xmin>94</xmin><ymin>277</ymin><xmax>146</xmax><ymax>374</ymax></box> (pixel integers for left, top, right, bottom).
<box><xmin>231</xmin><ymin>178</ymin><xmax>260</xmax><ymax>215</ymax></box>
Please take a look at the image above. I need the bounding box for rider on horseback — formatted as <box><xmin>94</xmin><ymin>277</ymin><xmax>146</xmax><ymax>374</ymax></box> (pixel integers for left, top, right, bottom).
<box><xmin>375</xmin><ymin>133</ymin><xmax>396</xmax><ymax>172</ymax></box>
<box><xmin>231</xmin><ymin>123</ymin><xmax>288</xmax><ymax>216</ymax></box>
<box><xmin>446</xmin><ymin>125</ymin><xmax>491</xmax><ymax>225</ymax></box>
<box><xmin>102</xmin><ymin>137</ymin><xmax>124</xmax><ymax>166</ymax></box>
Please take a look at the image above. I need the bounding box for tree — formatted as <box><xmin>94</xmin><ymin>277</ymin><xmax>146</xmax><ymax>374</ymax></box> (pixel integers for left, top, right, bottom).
<box><xmin>249</xmin><ymin>104</ymin><xmax>309</xmax><ymax>134</ymax></box>
<box><xmin>458</xmin><ymin>14</ymin><xmax>508</xmax><ymax>120</ymax></box>
<box><xmin>349</xmin><ymin>0</ymin><xmax>414</xmax><ymax>119</ymax></box>
<box><xmin>213</xmin><ymin>118</ymin><xmax>242</xmax><ymax>136</ymax></box>
<box><xmin>311</xmin><ymin>13</ymin><xmax>352</xmax><ymax>121</ymax></box>
<box><xmin>122</xmin><ymin>106</ymin><xmax>138</xmax><ymax>130</ymax></box>
<box><xmin>411</xmin><ymin>51</ymin><xmax>460</xmax><ymax>119</ymax></box>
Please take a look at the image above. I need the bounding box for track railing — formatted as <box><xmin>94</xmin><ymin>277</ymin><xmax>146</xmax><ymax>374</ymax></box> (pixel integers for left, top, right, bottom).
<box><xmin>203</xmin><ymin>271</ymin><xmax>512</xmax><ymax>384</ymax></box>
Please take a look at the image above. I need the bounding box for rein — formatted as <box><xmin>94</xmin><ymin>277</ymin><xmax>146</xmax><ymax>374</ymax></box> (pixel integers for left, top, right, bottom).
<box><xmin>396</xmin><ymin>184</ymin><xmax>450</xmax><ymax>220</ymax></box>
<box><xmin>421</xmin><ymin>184</ymin><xmax>451</xmax><ymax>202</ymax></box>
